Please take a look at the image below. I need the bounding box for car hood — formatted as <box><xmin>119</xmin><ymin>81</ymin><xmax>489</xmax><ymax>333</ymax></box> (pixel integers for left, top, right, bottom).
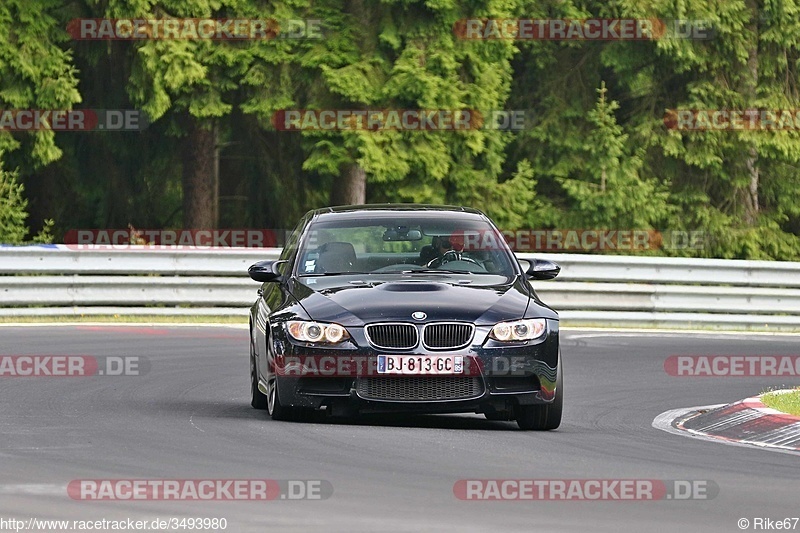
<box><xmin>287</xmin><ymin>275</ymin><xmax>557</xmax><ymax>326</ymax></box>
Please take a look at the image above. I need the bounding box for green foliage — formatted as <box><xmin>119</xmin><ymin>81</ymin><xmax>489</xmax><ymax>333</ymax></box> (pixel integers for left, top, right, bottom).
<box><xmin>556</xmin><ymin>82</ymin><xmax>674</xmax><ymax>230</ymax></box>
<box><xmin>31</xmin><ymin>218</ymin><xmax>55</xmax><ymax>244</ymax></box>
<box><xmin>0</xmin><ymin>159</ymin><xmax>53</xmax><ymax>243</ymax></box>
<box><xmin>1</xmin><ymin>0</ymin><xmax>800</xmax><ymax>259</ymax></box>
<box><xmin>0</xmin><ymin>162</ymin><xmax>28</xmax><ymax>243</ymax></box>
<box><xmin>0</xmin><ymin>0</ymin><xmax>81</xmax><ymax>167</ymax></box>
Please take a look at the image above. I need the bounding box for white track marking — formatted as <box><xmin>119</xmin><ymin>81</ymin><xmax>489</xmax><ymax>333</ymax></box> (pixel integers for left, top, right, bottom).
<box><xmin>652</xmin><ymin>405</ymin><xmax>800</xmax><ymax>457</ymax></box>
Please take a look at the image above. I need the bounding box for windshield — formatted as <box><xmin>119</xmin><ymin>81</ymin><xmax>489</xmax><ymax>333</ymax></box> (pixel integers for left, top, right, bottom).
<box><xmin>296</xmin><ymin>214</ymin><xmax>517</xmax><ymax>277</ymax></box>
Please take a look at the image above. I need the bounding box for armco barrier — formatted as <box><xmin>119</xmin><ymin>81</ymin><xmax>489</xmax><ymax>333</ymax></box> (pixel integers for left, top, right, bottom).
<box><xmin>1</xmin><ymin>246</ymin><xmax>799</xmax><ymax>329</ymax></box>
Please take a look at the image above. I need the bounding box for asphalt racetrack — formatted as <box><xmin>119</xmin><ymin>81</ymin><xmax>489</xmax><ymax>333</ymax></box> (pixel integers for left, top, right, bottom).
<box><xmin>1</xmin><ymin>326</ymin><xmax>798</xmax><ymax>532</ymax></box>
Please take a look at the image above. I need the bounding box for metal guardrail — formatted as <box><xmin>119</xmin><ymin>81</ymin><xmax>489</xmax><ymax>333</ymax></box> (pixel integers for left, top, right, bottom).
<box><xmin>1</xmin><ymin>246</ymin><xmax>799</xmax><ymax>329</ymax></box>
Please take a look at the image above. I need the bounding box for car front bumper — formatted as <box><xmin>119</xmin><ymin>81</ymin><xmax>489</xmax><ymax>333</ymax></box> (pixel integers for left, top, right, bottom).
<box><xmin>269</xmin><ymin>319</ymin><xmax>560</xmax><ymax>416</ymax></box>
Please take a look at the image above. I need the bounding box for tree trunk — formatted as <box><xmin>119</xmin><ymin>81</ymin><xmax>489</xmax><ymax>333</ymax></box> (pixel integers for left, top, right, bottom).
<box><xmin>181</xmin><ymin>117</ymin><xmax>218</xmax><ymax>229</ymax></box>
<box><xmin>743</xmin><ymin>0</ymin><xmax>759</xmax><ymax>225</ymax></box>
<box><xmin>330</xmin><ymin>162</ymin><xmax>366</xmax><ymax>206</ymax></box>
<box><xmin>745</xmin><ymin>145</ymin><xmax>759</xmax><ymax>224</ymax></box>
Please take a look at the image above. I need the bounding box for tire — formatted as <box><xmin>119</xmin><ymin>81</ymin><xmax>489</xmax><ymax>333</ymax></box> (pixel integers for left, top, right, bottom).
<box><xmin>267</xmin><ymin>377</ymin><xmax>295</xmax><ymax>421</ymax></box>
<box><xmin>250</xmin><ymin>345</ymin><xmax>268</xmax><ymax>410</ymax></box>
<box><xmin>516</xmin><ymin>351</ymin><xmax>563</xmax><ymax>431</ymax></box>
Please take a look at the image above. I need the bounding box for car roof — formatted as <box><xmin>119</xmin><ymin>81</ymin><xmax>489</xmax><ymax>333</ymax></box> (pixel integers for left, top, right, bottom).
<box><xmin>306</xmin><ymin>204</ymin><xmax>486</xmax><ymax>221</ymax></box>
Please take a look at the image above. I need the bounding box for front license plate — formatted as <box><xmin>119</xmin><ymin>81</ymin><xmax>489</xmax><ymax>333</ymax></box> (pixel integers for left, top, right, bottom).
<box><xmin>377</xmin><ymin>355</ymin><xmax>463</xmax><ymax>375</ymax></box>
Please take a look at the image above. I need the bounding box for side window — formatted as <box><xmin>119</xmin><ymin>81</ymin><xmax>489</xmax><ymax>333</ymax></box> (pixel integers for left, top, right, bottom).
<box><xmin>279</xmin><ymin>216</ymin><xmax>308</xmax><ymax>273</ymax></box>
<box><xmin>297</xmin><ymin>228</ymin><xmax>325</xmax><ymax>274</ymax></box>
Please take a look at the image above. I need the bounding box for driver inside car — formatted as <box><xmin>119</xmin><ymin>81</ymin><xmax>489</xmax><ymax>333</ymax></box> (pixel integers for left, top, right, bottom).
<box><xmin>419</xmin><ymin>235</ymin><xmax>454</xmax><ymax>265</ymax></box>
<box><xmin>424</xmin><ymin>233</ymin><xmax>469</xmax><ymax>268</ymax></box>
<box><xmin>433</xmin><ymin>235</ymin><xmax>453</xmax><ymax>257</ymax></box>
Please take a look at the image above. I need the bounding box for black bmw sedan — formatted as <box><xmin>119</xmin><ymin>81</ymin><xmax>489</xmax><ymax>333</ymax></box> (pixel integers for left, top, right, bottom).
<box><xmin>248</xmin><ymin>205</ymin><xmax>562</xmax><ymax>430</ymax></box>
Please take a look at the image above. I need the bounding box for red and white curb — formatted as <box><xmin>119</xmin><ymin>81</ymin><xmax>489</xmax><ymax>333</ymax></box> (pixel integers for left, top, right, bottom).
<box><xmin>652</xmin><ymin>390</ymin><xmax>800</xmax><ymax>455</ymax></box>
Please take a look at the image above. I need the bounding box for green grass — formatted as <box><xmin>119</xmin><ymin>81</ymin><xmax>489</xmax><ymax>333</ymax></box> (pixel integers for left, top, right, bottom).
<box><xmin>762</xmin><ymin>389</ymin><xmax>800</xmax><ymax>416</ymax></box>
<box><xmin>559</xmin><ymin>321</ymin><xmax>800</xmax><ymax>333</ymax></box>
<box><xmin>0</xmin><ymin>315</ymin><xmax>247</xmax><ymax>324</ymax></box>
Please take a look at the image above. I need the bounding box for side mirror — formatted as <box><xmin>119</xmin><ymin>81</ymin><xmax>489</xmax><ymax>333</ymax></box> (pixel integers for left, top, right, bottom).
<box><xmin>519</xmin><ymin>257</ymin><xmax>560</xmax><ymax>280</ymax></box>
<box><xmin>248</xmin><ymin>260</ymin><xmax>287</xmax><ymax>283</ymax></box>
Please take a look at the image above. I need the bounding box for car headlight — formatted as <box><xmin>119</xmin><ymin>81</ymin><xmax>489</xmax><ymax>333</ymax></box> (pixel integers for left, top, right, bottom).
<box><xmin>286</xmin><ymin>320</ymin><xmax>350</xmax><ymax>344</ymax></box>
<box><xmin>490</xmin><ymin>318</ymin><xmax>547</xmax><ymax>342</ymax></box>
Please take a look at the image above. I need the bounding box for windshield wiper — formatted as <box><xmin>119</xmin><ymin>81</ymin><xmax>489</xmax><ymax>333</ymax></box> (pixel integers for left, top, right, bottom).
<box><xmin>399</xmin><ymin>269</ymin><xmax>472</xmax><ymax>274</ymax></box>
<box><xmin>300</xmin><ymin>272</ymin><xmax>370</xmax><ymax>276</ymax></box>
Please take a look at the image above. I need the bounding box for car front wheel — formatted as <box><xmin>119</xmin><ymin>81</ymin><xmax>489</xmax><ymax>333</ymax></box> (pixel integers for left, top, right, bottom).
<box><xmin>267</xmin><ymin>377</ymin><xmax>295</xmax><ymax>421</ymax></box>
<box><xmin>250</xmin><ymin>346</ymin><xmax>268</xmax><ymax>410</ymax></box>
<box><xmin>516</xmin><ymin>351</ymin><xmax>563</xmax><ymax>430</ymax></box>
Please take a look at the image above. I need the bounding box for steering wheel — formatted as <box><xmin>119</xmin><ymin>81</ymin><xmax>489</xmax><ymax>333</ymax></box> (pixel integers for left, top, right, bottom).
<box><xmin>426</xmin><ymin>250</ymin><xmax>481</xmax><ymax>269</ymax></box>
